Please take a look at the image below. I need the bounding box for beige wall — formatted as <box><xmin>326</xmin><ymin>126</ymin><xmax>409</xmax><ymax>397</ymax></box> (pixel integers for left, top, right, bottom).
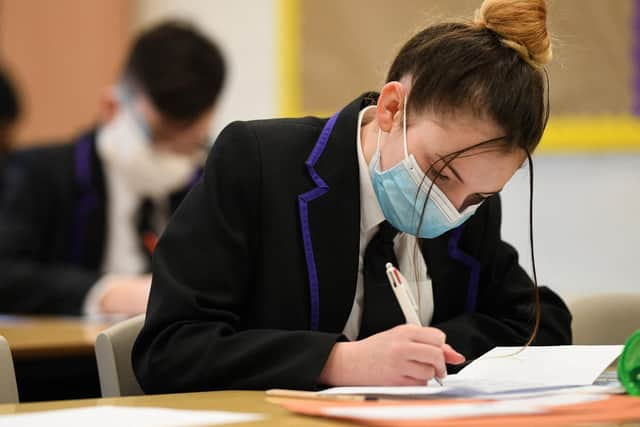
<box><xmin>301</xmin><ymin>0</ymin><xmax>633</xmax><ymax>115</ymax></box>
<box><xmin>2</xmin><ymin>0</ymin><xmax>630</xmax><ymax>147</ymax></box>
<box><xmin>0</xmin><ymin>0</ymin><xmax>131</xmax><ymax>147</ymax></box>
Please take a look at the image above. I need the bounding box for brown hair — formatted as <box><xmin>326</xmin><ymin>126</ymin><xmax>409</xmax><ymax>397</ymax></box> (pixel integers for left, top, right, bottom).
<box><xmin>387</xmin><ymin>0</ymin><xmax>551</xmax><ymax>153</ymax></box>
<box><xmin>389</xmin><ymin>0</ymin><xmax>551</xmax><ymax>347</ymax></box>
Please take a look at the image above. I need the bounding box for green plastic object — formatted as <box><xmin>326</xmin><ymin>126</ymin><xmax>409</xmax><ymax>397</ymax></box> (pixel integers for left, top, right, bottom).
<box><xmin>618</xmin><ymin>329</ymin><xmax>640</xmax><ymax>396</ymax></box>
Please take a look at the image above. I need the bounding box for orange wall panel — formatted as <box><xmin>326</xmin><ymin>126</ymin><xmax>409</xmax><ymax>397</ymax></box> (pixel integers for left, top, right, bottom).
<box><xmin>0</xmin><ymin>0</ymin><xmax>131</xmax><ymax>147</ymax></box>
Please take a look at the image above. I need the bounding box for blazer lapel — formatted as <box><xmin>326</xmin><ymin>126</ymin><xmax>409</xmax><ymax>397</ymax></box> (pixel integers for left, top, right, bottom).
<box><xmin>421</xmin><ymin>231</ymin><xmax>467</xmax><ymax>324</ymax></box>
<box><xmin>73</xmin><ymin>131</ymin><xmax>107</xmax><ymax>270</ymax></box>
<box><xmin>298</xmin><ymin>94</ymin><xmax>376</xmax><ymax>333</ymax></box>
<box><xmin>422</xmin><ymin>215</ymin><xmax>486</xmax><ymax>324</ymax></box>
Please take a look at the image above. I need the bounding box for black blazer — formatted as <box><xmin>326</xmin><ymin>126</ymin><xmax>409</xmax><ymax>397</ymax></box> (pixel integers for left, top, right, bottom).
<box><xmin>132</xmin><ymin>94</ymin><xmax>571</xmax><ymax>393</ymax></box>
<box><xmin>0</xmin><ymin>131</ymin><xmax>196</xmax><ymax>315</ymax></box>
<box><xmin>0</xmin><ymin>158</ymin><xmax>4</xmax><ymax>199</ymax></box>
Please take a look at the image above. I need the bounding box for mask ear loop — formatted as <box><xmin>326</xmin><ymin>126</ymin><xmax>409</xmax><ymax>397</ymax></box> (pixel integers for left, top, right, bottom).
<box><xmin>117</xmin><ymin>83</ymin><xmax>153</xmax><ymax>141</ymax></box>
<box><xmin>402</xmin><ymin>92</ymin><xmax>409</xmax><ymax>161</ymax></box>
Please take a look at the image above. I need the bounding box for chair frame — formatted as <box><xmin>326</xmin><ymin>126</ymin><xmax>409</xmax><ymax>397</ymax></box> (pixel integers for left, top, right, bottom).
<box><xmin>95</xmin><ymin>314</ymin><xmax>145</xmax><ymax>397</ymax></box>
<box><xmin>0</xmin><ymin>335</ymin><xmax>19</xmax><ymax>404</ymax></box>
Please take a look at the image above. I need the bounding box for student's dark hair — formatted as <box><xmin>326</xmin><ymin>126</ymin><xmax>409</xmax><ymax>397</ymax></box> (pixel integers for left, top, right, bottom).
<box><xmin>0</xmin><ymin>69</ymin><xmax>20</xmax><ymax>155</ymax></box>
<box><xmin>123</xmin><ymin>20</ymin><xmax>226</xmax><ymax>122</ymax></box>
<box><xmin>389</xmin><ymin>0</ymin><xmax>551</xmax><ymax>347</ymax></box>
<box><xmin>0</xmin><ymin>69</ymin><xmax>20</xmax><ymax>127</ymax></box>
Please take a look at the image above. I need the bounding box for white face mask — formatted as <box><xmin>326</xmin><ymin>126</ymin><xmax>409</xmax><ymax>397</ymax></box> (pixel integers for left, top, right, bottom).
<box><xmin>97</xmin><ymin>107</ymin><xmax>198</xmax><ymax>198</ymax></box>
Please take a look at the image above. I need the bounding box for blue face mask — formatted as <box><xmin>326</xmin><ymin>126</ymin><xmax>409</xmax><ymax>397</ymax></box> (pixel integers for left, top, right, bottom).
<box><xmin>369</xmin><ymin>97</ymin><xmax>481</xmax><ymax>238</ymax></box>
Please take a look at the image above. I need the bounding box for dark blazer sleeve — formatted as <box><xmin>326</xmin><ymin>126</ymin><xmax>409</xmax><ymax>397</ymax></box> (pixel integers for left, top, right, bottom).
<box><xmin>0</xmin><ymin>156</ymin><xmax>100</xmax><ymax>314</ymax></box>
<box><xmin>432</xmin><ymin>195</ymin><xmax>572</xmax><ymax>362</ymax></box>
<box><xmin>132</xmin><ymin>122</ymin><xmax>342</xmax><ymax>394</ymax></box>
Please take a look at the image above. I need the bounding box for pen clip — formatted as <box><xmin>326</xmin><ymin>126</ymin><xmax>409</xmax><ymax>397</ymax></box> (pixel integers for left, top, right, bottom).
<box><xmin>385</xmin><ymin>262</ymin><xmax>420</xmax><ymax>316</ymax></box>
<box><xmin>385</xmin><ymin>262</ymin><xmax>399</xmax><ymax>288</ymax></box>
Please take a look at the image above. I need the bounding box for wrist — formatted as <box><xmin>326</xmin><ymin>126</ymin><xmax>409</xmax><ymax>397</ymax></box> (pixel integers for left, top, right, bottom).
<box><xmin>318</xmin><ymin>341</ymin><xmax>358</xmax><ymax>386</ymax></box>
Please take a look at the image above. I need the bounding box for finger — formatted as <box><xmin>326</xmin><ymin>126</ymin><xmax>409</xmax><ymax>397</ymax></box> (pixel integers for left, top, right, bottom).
<box><xmin>405</xmin><ymin>343</ymin><xmax>446</xmax><ymax>378</ymax></box>
<box><xmin>393</xmin><ymin>375</ymin><xmax>427</xmax><ymax>386</ymax></box>
<box><xmin>443</xmin><ymin>344</ymin><xmax>466</xmax><ymax>365</ymax></box>
<box><xmin>402</xmin><ymin>361</ymin><xmax>436</xmax><ymax>383</ymax></box>
<box><xmin>409</xmin><ymin>326</ymin><xmax>446</xmax><ymax>347</ymax></box>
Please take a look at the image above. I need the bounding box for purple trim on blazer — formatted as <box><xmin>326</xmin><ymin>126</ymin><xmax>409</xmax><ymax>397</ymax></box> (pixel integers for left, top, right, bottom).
<box><xmin>298</xmin><ymin>112</ymin><xmax>340</xmax><ymax>331</ymax></box>
<box><xmin>71</xmin><ymin>136</ymin><xmax>98</xmax><ymax>265</ymax></box>
<box><xmin>634</xmin><ymin>0</ymin><xmax>640</xmax><ymax>115</ymax></box>
<box><xmin>447</xmin><ymin>224</ymin><xmax>481</xmax><ymax>313</ymax></box>
<box><xmin>187</xmin><ymin>168</ymin><xmax>204</xmax><ymax>190</ymax></box>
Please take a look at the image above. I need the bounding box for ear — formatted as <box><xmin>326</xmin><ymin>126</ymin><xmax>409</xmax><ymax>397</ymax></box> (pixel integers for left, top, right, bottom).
<box><xmin>98</xmin><ymin>86</ymin><xmax>120</xmax><ymax>124</ymax></box>
<box><xmin>376</xmin><ymin>81</ymin><xmax>407</xmax><ymax>133</ymax></box>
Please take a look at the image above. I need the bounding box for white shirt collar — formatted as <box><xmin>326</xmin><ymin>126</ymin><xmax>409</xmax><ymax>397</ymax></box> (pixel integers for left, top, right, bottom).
<box><xmin>356</xmin><ymin>106</ymin><xmax>385</xmax><ymax>233</ymax></box>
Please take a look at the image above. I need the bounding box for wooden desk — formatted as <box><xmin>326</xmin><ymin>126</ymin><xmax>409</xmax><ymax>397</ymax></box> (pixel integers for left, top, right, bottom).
<box><xmin>0</xmin><ymin>316</ymin><xmax>109</xmax><ymax>359</ymax></box>
<box><xmin>0</xmin><ymin>391</ymin><xmax>353</xmax><ymax>426</ymax></box>
<box><xmin>0</xmin><ymin>316</ymin><xmax>113</xmax><ymax>402</ymax></box>
<box><xmin>0</xmin><ymin>390</ymin><xmax>638</xmax><ymax>427</ymax></box>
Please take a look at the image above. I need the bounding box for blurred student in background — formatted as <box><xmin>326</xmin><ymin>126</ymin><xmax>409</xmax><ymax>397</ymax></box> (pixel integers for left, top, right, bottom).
<box><xmin>0</xmin><ymin>69</ymin><xmax>21</xmax><ymax>190</ymax></box>
<box><xmin>0</xmin><ymin>20</ymin><xmax>226</xmax><ymax>316</ymax></box>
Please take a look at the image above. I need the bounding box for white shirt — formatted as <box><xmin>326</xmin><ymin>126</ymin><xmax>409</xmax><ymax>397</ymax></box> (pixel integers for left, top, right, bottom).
<box><xmin>83</xmin><ymin>128</ymin><xmax>168</xmax><ymax>314</ymax></box>
<box><xmin>341</xmin><ymin>107</ymin><xmax>434</xmax><ymax>341</ymax></box>
<box><xmin>100</xmin><ymin>156</ymin><xmax>147</xmax><ymax>276</ymax></box>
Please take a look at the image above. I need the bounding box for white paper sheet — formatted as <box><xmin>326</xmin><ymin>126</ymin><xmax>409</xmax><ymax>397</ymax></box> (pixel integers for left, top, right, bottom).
<box><xmin>320</xmin><ymin>380</ymin><xmax>622</xmax><ymax>400</ymax></box>
<box><xmin>321</xmin><ymin>393</ymin><xmax>604</xmax><ymax>421</ymax></box>
<box><xmin>319</xmin><ymin>345</ymin><xmax>623</xmax><ymax>398</ymax></box>
<box><xmin>485</xmin><ymin>384</ymin><xmax>626</xmax><ymax>400</ymax></box>
<box><xmin>455</xmin><ymin>345</ymin><xmax>623</xmax><ymax>387</ymax></box>
<box><xmin>0</xmin><ymin>406</ymin><xmax>263</xmax><ymax>427</ymax></box>
<box><xmin>320</xmin><ymin>385</ymin><xmax>445</xmax><ymax>398</ymax></box>
<box><xmin>318</xmin><ymin>380</ymin><xmax>568</xmax><ymax>399</ymax></box>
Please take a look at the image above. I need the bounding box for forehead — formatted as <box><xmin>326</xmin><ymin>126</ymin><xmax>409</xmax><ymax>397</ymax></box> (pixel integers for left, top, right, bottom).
<box><xmin>412</xmin><ymin>109</ymin><xmax>504</xmax><ymax>148</ymax></box>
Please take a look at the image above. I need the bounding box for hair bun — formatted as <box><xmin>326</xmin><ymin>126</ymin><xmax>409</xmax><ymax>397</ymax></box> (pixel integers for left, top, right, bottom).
<box><xmin>473</xmin><ymin>0</ymin><xmax>552</xmax><ymax>68</ymax></box>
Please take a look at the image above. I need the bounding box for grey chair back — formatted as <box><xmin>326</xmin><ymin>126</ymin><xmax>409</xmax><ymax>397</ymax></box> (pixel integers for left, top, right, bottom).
<box><xmin>0</xmin><ymin>336</ymin><xmax>18</xmax><ymax>404</ymax></box>
<box><xmin>95</xmin><ymin>314</ymin><xmax>145</xmax><ymax>397</ymax></box>
<box><xmin>568</xmin><ymin>293</ymin><xmax>640</xmax><ymax>345</ymax></box>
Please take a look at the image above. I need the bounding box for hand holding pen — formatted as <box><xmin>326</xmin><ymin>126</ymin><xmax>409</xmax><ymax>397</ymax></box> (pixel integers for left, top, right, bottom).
<box><xmin>318</xmin><ymin>264</ymin><xmax>465</xmax><ymax>386</ymax></box>
<box><xmin>385</xmin><ymin>262</ymin><xmax>464</xmax><ymax>386</ymax></box>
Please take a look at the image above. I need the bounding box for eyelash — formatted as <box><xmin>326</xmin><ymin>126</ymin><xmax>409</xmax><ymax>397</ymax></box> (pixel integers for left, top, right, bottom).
<box><xmin>425</xmin><ymin>157</ymin><xmax>493</xmax><ymax>206</ymax></box>
<box><xmin>428</xmin><ymin>163</ymin><xmax>450</xmax><ymax>181</ymax></box>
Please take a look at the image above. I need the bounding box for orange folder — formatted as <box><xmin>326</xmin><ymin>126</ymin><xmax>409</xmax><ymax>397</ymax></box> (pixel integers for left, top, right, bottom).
<box><xmin>270</xmin><ymin>395</ymin><xmax>640</xmax><ymax>426</ymax></box>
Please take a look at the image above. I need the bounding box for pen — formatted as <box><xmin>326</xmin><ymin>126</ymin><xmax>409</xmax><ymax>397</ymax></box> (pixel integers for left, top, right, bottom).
<box><xmin>265</xmin><ymin>389</ymin><xmax>379</xmax><ymax>401</ymax></box>
<box><xmin>385</xmin><ymin>262</ymin><xmax>444</xmax><ymax>387</ymax></box>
